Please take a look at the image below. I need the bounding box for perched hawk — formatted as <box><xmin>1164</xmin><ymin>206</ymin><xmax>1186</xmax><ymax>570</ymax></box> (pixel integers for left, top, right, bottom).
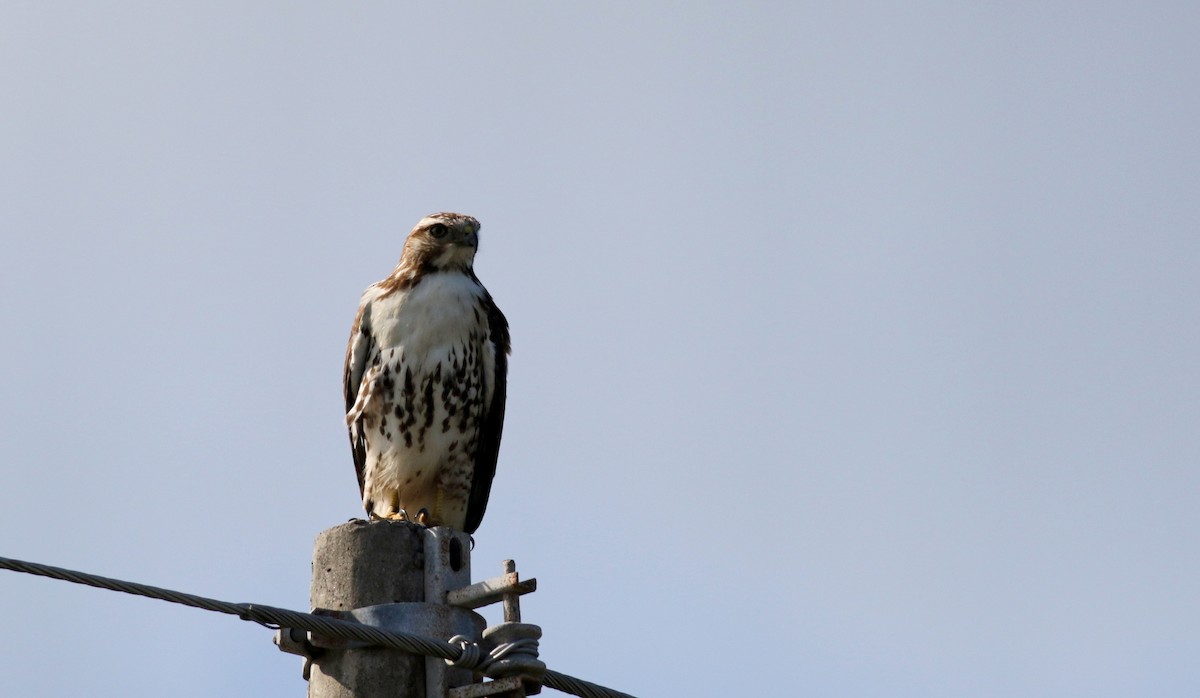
<box><xmin>344</xmin><ymin>213</ymin><xmax>509</xmax><ymax>533</ymax></box>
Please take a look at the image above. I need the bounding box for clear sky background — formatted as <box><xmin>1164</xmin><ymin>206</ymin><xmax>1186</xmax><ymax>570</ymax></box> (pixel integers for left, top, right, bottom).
<box><xmin>2</xmin><ymin>3</ymin><xmax>1197</xmax><ymax>697</ymax></box>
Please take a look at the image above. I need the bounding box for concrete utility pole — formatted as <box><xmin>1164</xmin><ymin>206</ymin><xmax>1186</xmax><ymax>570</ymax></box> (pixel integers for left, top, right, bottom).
<box><xmin>304</xmin><ymin>520</ymin><xmax>481</xmax><ymax>698</ymax></box>
<box><xmin>275</xmin><ymin>519</ymin><xmax>543</xmax><ymax>698</ymax></box>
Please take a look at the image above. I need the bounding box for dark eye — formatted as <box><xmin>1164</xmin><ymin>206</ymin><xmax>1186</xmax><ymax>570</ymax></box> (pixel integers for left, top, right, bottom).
<box><xmin>428</xmin><ymin>223</ymin><xmax>448</xmax><ymax>238</ymax></box>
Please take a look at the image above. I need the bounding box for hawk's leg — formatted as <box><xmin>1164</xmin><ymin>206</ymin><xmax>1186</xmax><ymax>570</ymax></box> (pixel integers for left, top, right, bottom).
<box><xmin>368</xmin><ymin>491</ymin><xmax>415</xmax><ymax>522</ymax></box>
<box><xmin>369</xmin><ymin>508</ymin><xmax>411</xmax><ymax>523</ymax></box>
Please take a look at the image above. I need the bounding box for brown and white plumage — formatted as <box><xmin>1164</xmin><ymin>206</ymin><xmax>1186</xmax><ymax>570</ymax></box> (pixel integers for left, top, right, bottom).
<box><xmin>344</xmin><ymin>213</ymin><xmax>509</xmax><ymax>533</ymax></box>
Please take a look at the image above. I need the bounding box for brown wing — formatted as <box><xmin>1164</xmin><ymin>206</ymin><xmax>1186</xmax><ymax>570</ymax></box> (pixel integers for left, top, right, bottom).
<box><xmin>344</xmin><ymin>299</ymin><xmax>374</xmax><ymax>497</ymax></box>
<box><xmin>463</xmin><ymin>292</ymin><xmax>510</xmax><ymax>534</ymax></box>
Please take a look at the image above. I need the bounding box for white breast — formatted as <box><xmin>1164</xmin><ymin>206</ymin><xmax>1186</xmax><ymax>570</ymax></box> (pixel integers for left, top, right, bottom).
<box><xmin>370</xmin><ymin>272</ymin><xmax>488</xmax><ymax>361</ymax></box>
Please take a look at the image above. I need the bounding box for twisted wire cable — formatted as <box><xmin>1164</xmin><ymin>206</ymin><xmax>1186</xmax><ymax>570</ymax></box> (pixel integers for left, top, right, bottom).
<box><xmin>0</xmin><ymin>555</ymin><xmax>634</xmax><ymax>698</ymax></box>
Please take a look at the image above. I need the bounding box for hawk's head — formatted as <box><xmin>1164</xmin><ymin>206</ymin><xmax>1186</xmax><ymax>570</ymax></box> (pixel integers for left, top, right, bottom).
<box><xmin>400</xmin><ymin>212</ymin><xmax>482</xmax><ymax>273</ymax></box>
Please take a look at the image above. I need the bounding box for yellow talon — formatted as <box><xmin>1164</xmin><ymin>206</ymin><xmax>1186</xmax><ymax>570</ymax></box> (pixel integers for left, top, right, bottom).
<box><xmin>372</xmin><ymin>508</ymin><xmax>410</xmax><ymax>522</ymax></box>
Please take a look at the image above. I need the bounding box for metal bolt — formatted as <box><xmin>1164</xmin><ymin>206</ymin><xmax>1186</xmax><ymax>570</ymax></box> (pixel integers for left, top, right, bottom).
<box><xmin>502</xmin><ymin>560</ymin><xmax>520</xmax><ymax>623</ymax></box>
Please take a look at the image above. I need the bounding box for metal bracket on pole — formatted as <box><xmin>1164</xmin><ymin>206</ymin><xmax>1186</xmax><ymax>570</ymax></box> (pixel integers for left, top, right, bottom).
<box><xmin>446</xmin><ymin>559</ymin><xmax>537</xmax><ymax>611</ymax></box>
<box><xmin>448</xmin><ymin>560</ymin><xmax>546</xmax><ymax>698</ymax></box>
<box><xmin>449</xmin><ymin>675</ymin><xmax>531</xmax><ymax>698</ymax></box>
<box><xmin>277</xmin><ymin>522</ymin><xmax>546</xmax><ymax>698</ymax></box>
<box><xmin>273</xmin><ymin>626</ymin><xmax>319</xmax><ymax>680</ymax></box>
<box><xmin>422</xmin><ymin>526</ymin><xmax>478</xmax><ymax>697</ymax></box>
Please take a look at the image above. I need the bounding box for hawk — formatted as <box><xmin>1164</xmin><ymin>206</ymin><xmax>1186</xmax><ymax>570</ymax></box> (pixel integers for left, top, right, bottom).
<box><xmin>343</xmin><ymin>213</ymin><xmax>510</xmax><ymax>533</ymax></box>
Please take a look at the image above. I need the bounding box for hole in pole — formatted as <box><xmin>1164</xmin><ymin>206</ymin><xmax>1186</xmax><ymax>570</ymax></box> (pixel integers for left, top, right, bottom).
<box><xmin>449</xmin><ymin>537</ymin><xmax>464</xmax><ymax>571</ymax></box>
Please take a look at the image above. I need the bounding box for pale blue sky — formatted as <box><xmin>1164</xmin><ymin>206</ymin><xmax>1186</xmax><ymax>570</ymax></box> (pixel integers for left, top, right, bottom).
<box><xmin>2</xmin><ymin>3</ymin><xmax>1198</xmax><ymax>696</ymax></box>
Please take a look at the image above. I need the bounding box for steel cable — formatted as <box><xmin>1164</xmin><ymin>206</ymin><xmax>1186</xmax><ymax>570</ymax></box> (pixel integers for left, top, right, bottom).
<box><xmin>0</xmin><ymin>555</ymin><xmax>634</xmax><ymax>698</ymax></box>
